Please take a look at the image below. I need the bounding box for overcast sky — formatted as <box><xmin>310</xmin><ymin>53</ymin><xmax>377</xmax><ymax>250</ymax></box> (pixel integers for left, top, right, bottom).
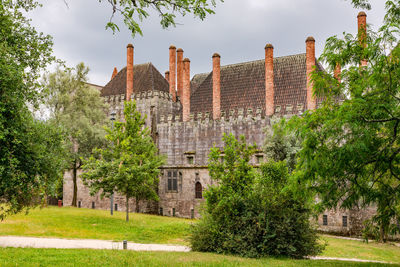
<box><xmin>28</xmin><ymin>0</ymin><xmax>386</xmax><ymax>86</ymax></box>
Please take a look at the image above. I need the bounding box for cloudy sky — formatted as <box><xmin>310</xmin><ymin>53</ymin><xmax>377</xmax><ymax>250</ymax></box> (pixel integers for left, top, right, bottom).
<box><xmin>28</xmin><ymin>0</ymin><xmax>386</xmax><ymax>86</ymax></box>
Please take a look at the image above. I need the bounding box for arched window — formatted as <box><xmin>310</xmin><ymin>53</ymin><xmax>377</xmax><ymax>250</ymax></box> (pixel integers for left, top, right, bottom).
<box><xmin>195</xmin><ymin>182</ymin><xmax>202</xmax><ymax>199</ymax></box>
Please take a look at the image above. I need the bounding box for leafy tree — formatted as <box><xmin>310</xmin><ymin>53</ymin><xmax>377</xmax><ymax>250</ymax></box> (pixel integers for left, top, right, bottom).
<box><xmin>44</xmin><ymin>63</ymin><xmax>108</xmax><ymax>207</ymax></box>
<box><xmin>82</xmin><ymin>101</ymin><xmax>164</xmax><ymax>222</ymax></box>
<box><xmin>289</xmin><ymin>0</ymin><xmax>400</xmax><ymax>241</ymax></box>
<box><xmin>101</xmin><ymin>0</ymin><xmax>223</xmax><ymax>37</ymax></box>
<box><xmin>264</xmin><ymin>118</ymin><xmax>302</xmax><ymax>172</ymax></box>
<box><xmin>0</xmin><ymin>1</ymin><xmax>58</xmax><ymax>218</ymax></box>
<box><xmin>191</xmin><ymin>134</ymin><xmax>322</xmax><ymax>258</ymax></box>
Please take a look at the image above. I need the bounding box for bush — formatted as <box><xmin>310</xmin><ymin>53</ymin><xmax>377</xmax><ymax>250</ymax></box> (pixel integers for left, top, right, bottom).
<box><xmin>191</xmin><ymin>134</ymin><xmax>324</xmax><ymax>258</ymax></box>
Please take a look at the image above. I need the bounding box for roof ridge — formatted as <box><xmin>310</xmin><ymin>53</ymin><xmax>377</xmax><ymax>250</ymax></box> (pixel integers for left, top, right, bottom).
<box><xmin>219</xmin><ymin>53</ymin><xmax>306</xmax><ymax>70</ymax></box>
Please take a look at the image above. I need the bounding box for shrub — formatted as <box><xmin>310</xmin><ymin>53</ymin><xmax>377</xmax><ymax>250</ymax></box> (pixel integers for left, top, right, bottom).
<box><xmin>191</xmin><ymin>134</ymin><xmax>324</xmax><ymax>258</ymax></box>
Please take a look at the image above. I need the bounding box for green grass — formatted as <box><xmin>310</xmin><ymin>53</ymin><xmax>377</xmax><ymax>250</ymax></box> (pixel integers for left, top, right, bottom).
<box><xmin>1</xmin><ymin>207</ymin><xmax>400</xmax><ymax>264</ymax></box>
<box><xmin>0</xmin><ymin>248</ymin><xmax>392</xmax><ymax>267</ymax></box>
<box><xmin>321</xmin><ymin>235</ymin><xmax>400</xmax><ymax>263</ymax></box>
<box><xmin>0</xmin><ymin>206</ymin><xmax>192</xmax><ymax>245</ymax></box>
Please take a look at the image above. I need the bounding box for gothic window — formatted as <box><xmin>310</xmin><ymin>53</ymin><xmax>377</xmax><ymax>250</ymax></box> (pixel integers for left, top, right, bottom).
<box><xmin>195</xmin><ymin>182</ymin><xmax>203</xmax><ymax>199</ymax></box>
<box><xmin>167</xmin><ymin>171</ymin><xmax>178</xmax><ymax>191</ymax></box>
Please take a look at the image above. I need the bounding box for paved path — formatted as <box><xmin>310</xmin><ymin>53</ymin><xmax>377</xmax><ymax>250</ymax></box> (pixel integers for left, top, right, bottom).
<box><xmin>0</xmin><ymin>236</ymin><xmax>393</xmax><ymax>264</ymax></box>
<box><xmin>0</xmin><ymin>236</ymin><xmax>190</xmax><ymax>252</ymax></box>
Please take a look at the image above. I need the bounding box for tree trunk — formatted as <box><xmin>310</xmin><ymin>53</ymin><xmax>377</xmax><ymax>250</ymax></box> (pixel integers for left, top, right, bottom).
<box><xmin>379</xmin><ymin>221</ymin><xmax>387</xmax><ymax>243</ymax></box>
<box><xmin>71</xmin><ymin>162</ymin><xmax>77</xmax><ymax>207</ymax></box>
<box><xmin>126</xmin><ymin>195</ymin><xmax>129</xmax><ymax>222</ymax></box>
<box><xmin>135</xmin><ymin>197</ymin><xmax>140</xmax><ymax>213</ymax></box>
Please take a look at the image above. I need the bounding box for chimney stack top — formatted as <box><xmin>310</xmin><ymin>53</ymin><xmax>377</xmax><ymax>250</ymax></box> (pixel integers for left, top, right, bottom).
<box><xmin>357</xmin><ymin>11</ymin><xmax>367</xmax><ymax>18</ymax></box>
<box><xmin>169</xmin><ymin>45</ymin><xmax>176</xmax><ymax>49</ymax></box>
<box><xmin>177</xmin><ymin>48</ymin><xmax>184</xmax><ymax>52</ymax></box>
<box><xmin>212</xmin><ymin>53</ymin><xmax>221</xmax><ymax>58</ymax></box>
<box><xmin>306</xmin><ymin>36</ymin><xmax>315</xmax><ymax>42</ymax></box>
<box><xmin>265</xmin><ymin>44</ymin><xmax>274</xmax><ymax>49</ymax></box>
<box><xmin>183</xmin><ymin>58</ymin><xmax>190</xmax><ymax>62</ymax></box>
<box><xmin>127</xmin><ymin>43</ymin><xmax>134</xmax><ymax>48</ymax></box>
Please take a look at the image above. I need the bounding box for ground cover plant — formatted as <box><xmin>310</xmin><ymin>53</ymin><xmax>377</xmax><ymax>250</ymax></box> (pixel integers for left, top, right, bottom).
<box><xmin>191</xmin><ymin>134</ymin><xmax>323</xmax><ymax>258</ymax></box>
<box><xmin>0</xmin><ymin>248</ymin><xmax>392</xmax><ymax>267</ymax></box>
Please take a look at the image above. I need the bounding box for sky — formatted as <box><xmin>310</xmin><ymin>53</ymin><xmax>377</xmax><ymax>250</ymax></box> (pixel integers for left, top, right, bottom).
<box><xmin>28</xmin><ymin>0</ymin><xmax>386</xmax><ymax>86</ymax></box>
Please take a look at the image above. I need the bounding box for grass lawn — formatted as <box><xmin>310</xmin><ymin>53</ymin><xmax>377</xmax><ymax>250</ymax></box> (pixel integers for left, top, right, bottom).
<box><xmin>0</xmin><ymin>206</ymin><xmax>192</xmax><ymax>245</ymax></box>
<box><xmin>0</xmin><ymin>248</ymin><xmax>392</xmax><ymax>267</ymax></box>
<box><xmin>1</xmin><ymin>206</ymin><xmax>400</xmax><ymax>264</ymax></box>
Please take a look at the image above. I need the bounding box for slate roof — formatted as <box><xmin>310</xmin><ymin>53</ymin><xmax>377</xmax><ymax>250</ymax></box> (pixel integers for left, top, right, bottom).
<box><xmin>101</xmin><ymin>63</ymin><xmax>169</xmax><ymax>97</ymax></box>
<box><xmin>190</xmin><ymin>53</ymin><xmax>323</xmax><ymax>116</ymax></box>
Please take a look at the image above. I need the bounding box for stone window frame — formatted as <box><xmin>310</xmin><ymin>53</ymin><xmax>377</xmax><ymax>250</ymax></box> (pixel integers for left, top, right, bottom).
<box><xmin>323</xmin><ymin>214</ymin><xmax>328</xmax><ymax>226</ymax></box>
<box><xmin>184</xmin><ymin>151</ymin><xmax>196</xmax><ymax>165</ymax></box>
<box><xmin>195</xmin><ymin>182</ymin><xmax>203</xmax><ymax>199</ymax></box>
<box><xmin>167</xmin><ymin>170</ymin><xmax>178</xmax><ymax>192</ymax></box>
<box><xmin>342</xmin><ymin>215</ymin><xmax>348</xmax><ymax>227</ymax></box>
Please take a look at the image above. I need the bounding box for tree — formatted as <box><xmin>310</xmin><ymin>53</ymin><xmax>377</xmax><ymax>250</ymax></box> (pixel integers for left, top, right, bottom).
<box><xmin>191</xmin><ymin>134</ymin><xmax>323</xmax><ymax>258</ymax></box>
<box><xmin>81</xmin><ymin>101</ymin><xmax>164</xmax><ymax>222</ymax></box>
<box><xmin>0</xmin><ymin>1</ymin><xmax>58</xmax><ymax>219</ymax></box>
<box><xmin>100</xmin><ymin>0</ymin><xmax>223</xmax><ymax>37</ymax></box>
<box><xmin>44</xmin><ymin>63</ymin><xmax>108</xmax><ymax>207</ymax></box>
<box><xmin>264</xmin><ymin>118</ymin><xmax>302</xmax><ymax>172</ymax></box>
<box><xmin>289</xmin><ymin>0</ymin><xmax>400</xmax><ymax>241</ymax></box>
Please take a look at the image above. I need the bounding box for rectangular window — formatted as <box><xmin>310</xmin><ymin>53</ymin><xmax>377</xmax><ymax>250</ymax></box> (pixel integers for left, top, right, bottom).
<box><xmin>323</xmin><ymin>215</ymin><xmax>328</xmax><ymax>226</ymax></box>
<box><xmin>167</xmin><ymin>171</ymin><xmax>178</xmax><ymax>191</ymax></box>
<box><xmin>256</xmin><ymin>155</ymin><xmax>263</xmax><ymax>164</ymax></box>
<box><xmin>191</xmin><ymin>209</ymin><xmax>194</xmax><ymax>219</ymax></box>
<box><xmin>187</xmin><ymin>156</ymin><xmax>194</xmax><ymax>164</ymax></box>
<box><xmin>173</xmin><ymin>208</ymin><xmax>176</xmax><ymax>217</ymax></box>
<box><xmin>78</xmin><ymin>201</ymin><xmax>81</xmax><ymax>208</ymax></box>
<box><xmin>114</xmin><ymin>203</ymin><xmax>118</xmax><ymax>211</ymax></box>
<box><xmin>342</xmin><ymin>216</ymin><xmax>348</xmax><ymax>227</ymax></box>
<box><xmin>159</xmin><ymin>207</ymin><xmax>163</xmax><ymax>216</ymax></box>
<box><xmin>92</xmin><ymin>202</ymin><xmax>95</xmax><ymax>209</ymax></box>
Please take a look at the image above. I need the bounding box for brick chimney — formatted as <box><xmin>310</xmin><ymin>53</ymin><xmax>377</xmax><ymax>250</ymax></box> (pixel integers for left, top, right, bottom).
<box><xmin>212</xmin><ymin>53</ymin><xmax>221</xmax><ymax>120</ymax></box>
<box><xmin>177</xmin><ymin>48</ymin><xmax>184</xmax><ymax>99</ymax></box>
<box><xmin>169</xmin><ymin>45</ymin><xmax>177</xmax><ymax>102</ymax></box>
<box><xmin>265</xmin><ymin>44</ymin><xmax>274</xmax><ymax>116</ymax></box>
<box><xmin>182</xmin><ymin>58</ymin><xmax>191</xmax><ymax>122</ymax></box>
<box><xmin>126</xmin><ymin>44</ymin><xmax>134</xmax><ymax>101</ymax></box>
<box><xmin>165</xmin><ymin>71</ymin><xmax>170</xmax><ymax>82</ymax></box>
<box><xmin>306</xmin><ymin>37</ymin><xmax>316</xmax><ymax>111</ymax></box>
<box><xmin>334</xmin><ymin>63</ymin><xmax>341</xmax><ymax>82</ymax></box>
<box><xmin>111</xmin><ymin>67</ymin><xmax>118</xmax><ymax>80</ymax></box>
<box><xmin>358</xmin><ymin>11</ymin><xmax>367</xmax><ymax>67</ymax></box>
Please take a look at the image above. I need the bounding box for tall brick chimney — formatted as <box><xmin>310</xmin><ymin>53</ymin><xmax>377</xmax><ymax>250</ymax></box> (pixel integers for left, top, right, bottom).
<box><xmin>126</xmin><ymin>44</ymin><xmax>134</xmax><ymax>101</ymax></box>
<box><xmin>265</xmin><ymin>44</ymin><xmax>274</xmax><ymax>116</ymax></box>
<box><xmin>111</xmin><ymin>67</ymin><xmax>118</xmax><ymax>80</ymax></box>
<box><xmin>165</xmin><ymin>71</ymin><xmax>170</xmax><ymax>82</ymax></box>
<box><xmin>306</xmin><ymin>36</ymin><xmax>316</xmax><ymax>111</ymax></box>
<box><xmin>212</xmin><ymin>53</ymin><xmax>221</xmax><ymax>120</ymax></box>
<box><xmin>358</xmin><ymin>11</ymin><xmax>367</xmax><ymax>67</ymax></box>
<box><xmin>169</xmin><ymin>45</ymin><xmax>177</xmax><ymax>102</ymax></box>
<box><xmin>177</xmin><ymin>48</ymin><xmax>184</xmax><ymax>99</ymax></box>
<box><xmin>182</xmin><ymin>58</ymin><xmax>191</xmax><ymax>122</ymax></box>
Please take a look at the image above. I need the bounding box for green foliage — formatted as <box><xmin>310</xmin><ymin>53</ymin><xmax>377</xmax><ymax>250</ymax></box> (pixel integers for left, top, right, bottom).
<box><xmin>101</xmin><ymin>0</ymin><xmax>223</xmax><ymax>37</ymax></box>
<box><xmin>0</xmin><ymin>1</ymin><xmax>61</xmax><ymax>218</ymax></box>
<box><xmin>191</xmin><ymin>134</ymin><xmax>323</xmax><ymax>258</ymax></box>
<box><xmin>264</xmin><ymin>118</ymin><xmax>302</xmax><ymax>172</ymax></box>
<box><xmin>82</xmin><ymin>101</ymin><xmax>164</xmax><ymax>221</ymax></box>
<box><xmin>44</xmin><ymin>63</ymin><xmax>108</xmax><ymax>206</ymax></box>
<box><xmin>289</xmin><ymin>0</ymin><xmax>400</xmax><ymax>242</ymax></box>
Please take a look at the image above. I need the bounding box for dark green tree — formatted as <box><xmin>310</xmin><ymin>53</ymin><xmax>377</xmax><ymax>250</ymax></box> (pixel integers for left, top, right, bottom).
<box><xmin>191</xmin><ymin>134</ymin><xmax>322</xmax><ymax>258</ymax></box>
<box><xmin>44</xmin><ymin>63</ymin><xmax>108</xmax><ymax>207</ymax></box>
<box><xmin>0</xmin><ymin>1</ymin><xmax>58</xmax><ymax>219</ymax></box>
<box><xmin>82</xmin><ymin>101</ymin><xmax>164</xmax><ymax>222</ymax></box>
<box><xmin>289</xmin><ymin>0</ymin><xmax>400</xmax><ymax>241</ymax></box>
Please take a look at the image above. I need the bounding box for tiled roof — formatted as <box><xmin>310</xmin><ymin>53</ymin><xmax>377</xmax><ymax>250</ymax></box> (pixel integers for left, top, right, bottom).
<box><xmin>190</xmin><ymin>72</ymin><xmax>208</xmax><ymax>96</ymax></box>
<box><xmin>190</xmin><ymin>53</ymin><xmax>323</xmax><ymax>116</ymax></box>
<box><xmin>101</xmin><ymin>63</ymin><xmax>169</xmax><ymax>97</ymax></box>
